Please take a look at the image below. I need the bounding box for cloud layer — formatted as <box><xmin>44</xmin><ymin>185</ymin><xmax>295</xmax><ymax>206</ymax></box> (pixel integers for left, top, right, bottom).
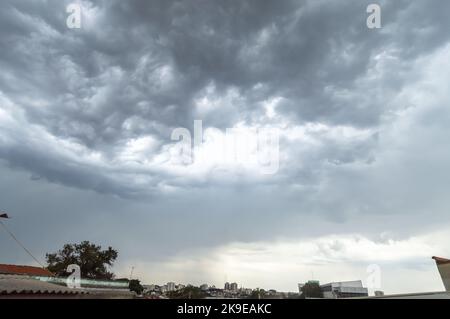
<box><xmin>1</xmin><ymin>0</ymin><xmax>450</xmax><ymax>293</ymax></box>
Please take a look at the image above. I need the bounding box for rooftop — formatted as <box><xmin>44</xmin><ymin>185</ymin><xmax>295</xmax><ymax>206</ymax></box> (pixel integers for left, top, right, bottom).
<box><xmin>0</xmin><ymin>275</ymin><xmax>87</xmax><ymax>297</ymax></box>
<box><xmin>432</xmin><ymin>256</ymin><xmax>450</xmax><ymax>265</ymax></box>
<box><xmin>0</xmin><ymin>264</ymin><xmax>54</xmax><ymax>277</ymax></box>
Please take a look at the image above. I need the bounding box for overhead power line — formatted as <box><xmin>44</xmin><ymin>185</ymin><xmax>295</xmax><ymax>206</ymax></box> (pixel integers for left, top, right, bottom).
<box><xmin>0</xmin><ymin>219</ymin><xmax>47</xmax><ymax>270</ymax></box>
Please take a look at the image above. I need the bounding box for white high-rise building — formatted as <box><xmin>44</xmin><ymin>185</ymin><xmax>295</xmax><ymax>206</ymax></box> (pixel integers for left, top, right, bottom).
<box><xmin>167</xmin><ymin>282</ymin><xmax>176</xmax><ymax>292</ymax></box>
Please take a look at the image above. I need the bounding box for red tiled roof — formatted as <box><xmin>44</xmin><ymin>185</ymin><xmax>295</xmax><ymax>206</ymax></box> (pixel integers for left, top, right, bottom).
<box><xmin>0</xmin><ymin>264</ymin><xmax>53</xmax><ymax>277</ymax></box>
<box><xmin>432</xmin><ymin>256</ymin><xmax>450</xmax><ymax>265</ymax></box>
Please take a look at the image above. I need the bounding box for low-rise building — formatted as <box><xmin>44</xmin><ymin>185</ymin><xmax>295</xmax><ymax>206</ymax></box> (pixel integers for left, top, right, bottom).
<box><xmin>320</xmin><ymin>280</ymin><xmax>368</xmax><ymax>298</ymax></box>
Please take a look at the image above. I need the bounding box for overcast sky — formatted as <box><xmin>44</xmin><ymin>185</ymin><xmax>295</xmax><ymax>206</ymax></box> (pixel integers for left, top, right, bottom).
<box><xmin>1</xmin><ymin>0</ymin><xmax>450</xmax><ymax>294</ymax></box>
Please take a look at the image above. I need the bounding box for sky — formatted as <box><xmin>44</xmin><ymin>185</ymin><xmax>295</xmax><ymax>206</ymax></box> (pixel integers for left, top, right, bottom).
<box><xmin>1</xmin><ymin>0</ymin><xmax>450</xmax><ymax>295</ymax></box>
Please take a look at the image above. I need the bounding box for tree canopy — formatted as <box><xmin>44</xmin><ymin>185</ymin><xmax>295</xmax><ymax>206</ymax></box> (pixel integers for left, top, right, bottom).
<box><xmin>46</xmin><ymin>241</ymin><xmax>118</xmax><ymax>280</ymax></box>
<box><xmin>129</xmin><ymin>279</ymin><xmax>144</xmax><ymax>295</ymax></box>
<box><xmin>249</xmin><ymin>288</ymin><xmax>266</xmax><ymax>299</ymax></box>
<box><xmin>300</xmin><ymin>282</ymin><xmax>323</xmax><ymax>299</ymax></box>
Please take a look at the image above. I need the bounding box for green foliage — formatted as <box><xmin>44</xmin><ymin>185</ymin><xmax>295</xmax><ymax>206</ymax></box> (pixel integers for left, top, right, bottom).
<box><xmin>249</xmin><ymin>288</ymin><xmax>266</xmax><ymax>299</ymax></box>
<box><xmin>167</xmin><ymin>286</ymin><xmax>207</xmax><ymax>299</ymax></box>
<box><xmin>300</xmin><ymin>282</ymin><xmax>323</xmax><ymax>299</ymax></box>
<box><xmin>46</xmin><ymin>241</ymin><xmax>118</xmax><ymax>280</ymax></box>
<box><xmin>129</xmin><ymin>279</ymin><xmax>144</xmax><ymax>295</ymax></box>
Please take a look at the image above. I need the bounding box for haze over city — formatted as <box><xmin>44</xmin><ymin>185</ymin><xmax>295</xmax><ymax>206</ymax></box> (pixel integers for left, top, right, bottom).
<box><xmin>1</xmin><ymin>0</ymin><xmax>450</xmax><ymax>295</ymax></box>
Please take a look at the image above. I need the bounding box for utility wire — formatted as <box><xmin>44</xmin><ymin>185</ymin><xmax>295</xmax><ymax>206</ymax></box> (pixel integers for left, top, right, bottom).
<box><xmin>0</xmin><ymin>220</ymin><xmax>47</xmax><ymax>270</ymax></box>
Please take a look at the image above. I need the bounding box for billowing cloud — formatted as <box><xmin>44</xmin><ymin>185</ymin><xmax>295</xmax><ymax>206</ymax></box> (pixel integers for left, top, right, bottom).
<box><xmin>1</xmin><ymin>0</ymin><xmax>450</xmax><ymax>294</ymax></box>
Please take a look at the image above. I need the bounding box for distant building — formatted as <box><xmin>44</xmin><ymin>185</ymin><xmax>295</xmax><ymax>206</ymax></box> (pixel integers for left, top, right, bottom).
<box><xmin>166</xmin><ymin>282</ymin><xmax>176</xmax><ymax>292</ymax></box>
<box><xmin>200</xmin><ymin>284</ymin><xmax>209</xmax><ymax>291</ymax></box>
<box><xmin>176</xmin><ymin>284</ymin><xmax>185</xmax><ymax>290</ymax></box>
<box><xmin>224</xmin><ymin>282</ymin><xmax>230</xmax><ymax>290</ymax></box>
<box><xmin>240</xmin><ymin>288</ymin><xmax>253</xmax><ymax>296</ymax></box>
<box><xmin>320</xmin><ymin>280</ymin><xmax>368</xmax><ymax>299</ymax></box>
<box><xmin>230</xmin><ymin>282</ymin><xmax>238</xmax><ymax>291</ymax></box>
<box><xmin>144</xmin><ymin>284</ymin><xmax>158</xmax><ymax>293</ymax></box>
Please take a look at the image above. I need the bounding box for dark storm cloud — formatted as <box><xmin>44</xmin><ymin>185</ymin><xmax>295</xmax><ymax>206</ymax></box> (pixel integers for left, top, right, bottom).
<box><xmin>0</xmin><ymin>0</ymin><xmax>436</xmax><ymax>196</ymax></box>
<box><xmin>1</xmin><ymin>0</ymin><xmax>450</xmax><ymax>218</ymax></box>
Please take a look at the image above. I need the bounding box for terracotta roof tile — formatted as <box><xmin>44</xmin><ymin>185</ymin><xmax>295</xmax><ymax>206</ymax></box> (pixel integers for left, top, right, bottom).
<box><xmin>0</xmin><ymin>264</ymin><xmax>53</xmax><ymax>277</ymax></box>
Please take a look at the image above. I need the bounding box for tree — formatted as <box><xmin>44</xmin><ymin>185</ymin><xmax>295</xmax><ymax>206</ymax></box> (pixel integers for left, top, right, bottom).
<box><xmin>249</xmin><ymin>288</ymin><xmax>266</xmax><ymax>299</ymax></box>
<box><xmin>300</xmin><ymin>282</ymin><xmax>323</xmax><ymax>299</ymax></box>
<box><xmin>46</xmin><ymin>241</ymin><xmax>118</xmax><ymax>280</ymax></box>
<box><xmin>129</xmin><ymin>279</ymin><xmax>144</xmax><ymax>295</ymax></box>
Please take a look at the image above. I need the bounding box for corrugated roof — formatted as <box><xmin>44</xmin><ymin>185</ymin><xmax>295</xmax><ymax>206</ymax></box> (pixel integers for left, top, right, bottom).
<box><xmin>0</xmin><ymin>264</ymin><xmax>54</xmax><ymax>277</ymax></box>
<box><xmin>0</xmin><ymin>275</ymin><xmax>87</xmax><ymax>296</ymax></box>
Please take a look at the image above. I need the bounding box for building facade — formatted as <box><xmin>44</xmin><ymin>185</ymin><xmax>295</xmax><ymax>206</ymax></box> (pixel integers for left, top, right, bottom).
<box><xmin>320</xmin><ymin>280</ymin><xmax>368</xmax><ymax>298</ymax></box>
<box><xmin>166</xmin><ymin>282</ymin><xmax>176</xmax><ymax>292</ymax></box>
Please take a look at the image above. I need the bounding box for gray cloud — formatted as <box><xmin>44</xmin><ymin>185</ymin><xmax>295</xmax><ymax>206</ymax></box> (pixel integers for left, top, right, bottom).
<box><xmin>1</xmin><ymin>0</ymin><xmax>449</xmax><ymax>197</ymax></box>
<box><xmin>1</xmin><ymin>0</ymin><xmax>450</xmax><ymax>292</ymax></box>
